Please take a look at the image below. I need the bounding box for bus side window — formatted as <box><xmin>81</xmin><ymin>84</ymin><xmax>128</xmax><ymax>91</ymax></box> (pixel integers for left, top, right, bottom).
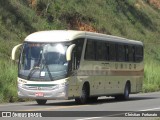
<box><xmin>109</xmin><ymin>43</ymin><xmax>116</xmax><ymax>61</ymax></box>
<box><xmin>125</xmin><ymin>45</ymin><xmax>129</xmax><ymax>61</ymax></box>
<box><xmin>106</xmin><ymin>44</ymin><xmax>109</xmax><ymax>61</ymax></box>
<box><xmin>75</xmin><ymin>39</ymin><xmax>84</xmax><ymax>69</ymax></box>
<box><xmin>96</xmin><ymin>41</ymin><xmax>106</xmax><ymax>61</ymax></box>
<box><xmin>84</xmin><ymin>39</ymin><xmax>96</xmax><ymax>60</ymax></box>
<box><xmin>127</xmin><ymin>45</ymin><xmax>135</xmax><ymax>62</ymax></box>
<box><xmin>132</xmin><ymin>46</ymin><xmax>136</xmax><ymax>62</ymax></box>
<box><xmin>135</xmin><ymin>46</ymin><xmax>143</xmax><ymax>62</ymax></box>
<box><xmin>71</xmin><ymin>49</ymin><xmax>77</xmax><ymax>70</ymax></box>
<box><xmin>72</xmin><ymin>38</ymin><xmax>84</xmax><ymax>70</ymax></box>
<box><xmin>117</xmin><ymin>44</ymin><xmax>125</xmax><ymax>62</ymax></box>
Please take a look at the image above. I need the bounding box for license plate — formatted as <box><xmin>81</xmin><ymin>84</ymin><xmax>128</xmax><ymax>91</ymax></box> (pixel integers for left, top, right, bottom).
<box><xmin>35</xmin><ymin>92</ymin><xmax>44</xmax><ymax>97</ymax></box>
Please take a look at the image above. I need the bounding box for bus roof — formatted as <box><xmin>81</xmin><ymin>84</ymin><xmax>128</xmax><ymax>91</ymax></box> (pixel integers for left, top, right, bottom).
<box><xmin>25</xmin><ymin>30</ymin><xmax>143</xmax><ymax>45</ymax></box>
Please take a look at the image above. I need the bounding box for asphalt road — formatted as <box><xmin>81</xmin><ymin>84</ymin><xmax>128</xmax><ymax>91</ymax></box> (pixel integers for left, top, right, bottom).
<box><xmin>0</xmin><ymin>92</ymin><xmax>160</xmax><ymax>120</ymax></box>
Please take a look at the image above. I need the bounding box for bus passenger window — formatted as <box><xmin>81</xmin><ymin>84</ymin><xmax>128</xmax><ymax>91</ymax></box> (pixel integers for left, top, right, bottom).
<box><xmin>135</xmin><ymin>46</ymin><xmax>143</xmax><ymax>62</ymax></box>
<box><xmin>117</xmin><ymin>44</ymin><xmax>125</xmax><ymax>62</ymax></box>
<box><xmin>128</xmin><ymin>46</ymin><xmax>135</xmax><ymax>62</ymax></box>
<box><xmin>96</xmin><ymin>41</ymin><xmax>106</xmax><ymax>61</ymax></box>
<box><xmin>125</xmin><ymin>45</ymin><xmax>129</xmax><ymax>61</ymax></box>
<box><xmin>109</xmin><ymin>43</ymin><xmax>116</xmax><ymax>61</ymax></box>
<box><xmin>106</xmin><ymin>44</ymin><xmax>109</xmax><ymax>61</ymax></box>
<box><xmin>71</xmin><ymin>49</ymin><xmax>76</xmax><ymax>70</ymax></box>
<box><xmin>85</xmin><ymin>40</ymin><xmax>95</xmax><ymax>60</ymax></box>
<box><xmin>74</xmin><ymin>39</ymin><xmax>84</xmax><ymax>69</ymax></box>
<box><xmin>133</xmin><ymin>46</ymin><xmax>136</xmax><ymax>62</ymax></box>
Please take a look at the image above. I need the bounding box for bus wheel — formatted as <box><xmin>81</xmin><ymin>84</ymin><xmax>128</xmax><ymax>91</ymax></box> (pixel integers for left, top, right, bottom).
<box><xmin>75</xmin><ymin>84</ymin><xmax>89</xmax><ymax>104</ymax></box>
<box><xmin>123</xmin><ymin>83</ymin><xmax>130</xmax><ymax>100</ymax></box>
<box><xmin>115</xmin><ymin>83</ymin><xmax>130</xmax><ymax>100</ymax></box>
<box><xmin>36</xmin><ymin>99</ymin><xmax>47</xmax><ymax>105</ymax></box>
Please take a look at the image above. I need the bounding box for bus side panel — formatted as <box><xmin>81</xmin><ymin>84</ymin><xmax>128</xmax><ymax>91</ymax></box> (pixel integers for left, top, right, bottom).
<box><xmin>134</xmin><ymin>62</ymin><xmax>144</xmax><ymax>93</ymax></box>
<box><xmin>67</xmin><ymin>75</ymin><xmax>80</xmax><ymax>98</ymax></box>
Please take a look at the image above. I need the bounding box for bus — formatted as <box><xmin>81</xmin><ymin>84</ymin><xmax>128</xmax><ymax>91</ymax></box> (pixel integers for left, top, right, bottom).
<box><xmin>11</xmin><ymin>30</ymin><xmax>143</xmax><ymax>105</ymax></box>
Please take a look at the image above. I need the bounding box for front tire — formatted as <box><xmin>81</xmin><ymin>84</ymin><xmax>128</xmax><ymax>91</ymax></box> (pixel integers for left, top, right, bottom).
<box><xmin>36</xmin><ymin>99</ymin><xmax>47</xmax><ymax>105</ymax></box>
<box><xmin>75</xmin><ymin>84</ymin><xmax>89</xmax><ymax>104</ymax></box>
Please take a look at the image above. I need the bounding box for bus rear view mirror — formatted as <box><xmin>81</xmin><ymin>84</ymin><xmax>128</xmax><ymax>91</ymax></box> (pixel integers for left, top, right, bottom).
<box><xmin>11</xmin><ymin>44</ymin><xmax>22</xmax><ymax>61</ymax></box>
<box><xmin>66</xmin><ymin>44</ymin><xmax>75</xmax><ymax>61</ymax></box>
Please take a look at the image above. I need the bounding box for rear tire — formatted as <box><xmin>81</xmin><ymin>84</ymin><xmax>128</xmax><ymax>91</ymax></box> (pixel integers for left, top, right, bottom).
<box><xmin>115</xmin><ymin>83</ymin><xmax>130</xmax><ymax>100</ymax></box>
<box><xmin>36</xmin><ymin>99</ymin><xmax>47</xmax><ymax>105</ymax></box>
<box><xmin>75</xmin><ymin>84</ymin><xmax>89</xmax><ymax>104</ymax></box>
<box><xmin>123</xmin><ymin>83</ymin><xmax>130</xmax><ymax>100</ymax></box>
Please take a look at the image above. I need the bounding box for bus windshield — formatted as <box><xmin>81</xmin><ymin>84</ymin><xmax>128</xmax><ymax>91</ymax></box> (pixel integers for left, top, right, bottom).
<box><xmin>19</xmin><ymin>42</ymin><xmax>68</xmax><ymax>81</ymax></box>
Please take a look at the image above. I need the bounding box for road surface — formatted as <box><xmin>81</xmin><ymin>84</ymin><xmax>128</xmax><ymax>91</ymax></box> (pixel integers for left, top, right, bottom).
<box><xmin>0</xmin><ymin>92</ymin><xmax>160</xmax><ymax>120</ymax></box>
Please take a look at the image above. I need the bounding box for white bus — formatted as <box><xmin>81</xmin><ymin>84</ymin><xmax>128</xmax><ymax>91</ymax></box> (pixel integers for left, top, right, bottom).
<box><xmin>11</xmin><ymin>30</ymin><xmax>143</xmax><ymax>105</ymax></box>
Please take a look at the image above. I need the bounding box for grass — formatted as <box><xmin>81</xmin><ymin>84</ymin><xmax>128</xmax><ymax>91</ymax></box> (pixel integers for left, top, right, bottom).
<box><xmin>143</xmin><ymin>61</ymin><xmax>160</xmax><ymax>92</ymax></box>
<box><xmin>0</xmin><ymin>59</ymin><xmax>18</xmax><ymax>103</ymax></box>
<box><xmin>0</xmin><ymin>0</ymin><xmax>160</xmax><ymax>103</ymax></box>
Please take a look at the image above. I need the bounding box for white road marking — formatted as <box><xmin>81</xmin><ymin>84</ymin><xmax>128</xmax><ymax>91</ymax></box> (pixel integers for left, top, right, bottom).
<box><xmin>76</xmin><ymin>117</ymin><xmax>103</xmax><ymax>120</ymax></box>
<box><xmin>139</xmin><ymin>107</ymin><xmax>160</xmax><ymax>111</ymax></box>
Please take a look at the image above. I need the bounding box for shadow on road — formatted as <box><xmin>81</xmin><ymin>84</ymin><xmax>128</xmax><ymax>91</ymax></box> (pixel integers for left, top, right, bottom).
<box><xmin>24</xmin><ymin>96</ymin><xmax>159</xmax><ymax>106</ymax></box>
<box><xmin>91</xmin><ymin>96</ymin><xmax>159</xmax><ymax>105</ymax></box>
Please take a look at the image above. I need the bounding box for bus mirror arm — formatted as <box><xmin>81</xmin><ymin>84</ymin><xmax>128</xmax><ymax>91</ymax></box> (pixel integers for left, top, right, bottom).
<box><xmin>11</xmin><ymin>44</ymin><xmax>22</xmax><ymax>61</ymax></box>
<box><xmin>66</xmin><ymin>44</ymin><xmax>75</xmax><ymax>61</ymax></box>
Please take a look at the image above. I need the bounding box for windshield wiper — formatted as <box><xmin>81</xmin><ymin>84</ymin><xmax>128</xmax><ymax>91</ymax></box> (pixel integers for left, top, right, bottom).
<box><xmin>27</xmin><ymin>66</ymin><xmax>40</xmax><ymax>80</ymax></box>
<box><xmin>43</xmin><ymin>59</ymin><xmax>53</xmax><ymax>81</ymax></box>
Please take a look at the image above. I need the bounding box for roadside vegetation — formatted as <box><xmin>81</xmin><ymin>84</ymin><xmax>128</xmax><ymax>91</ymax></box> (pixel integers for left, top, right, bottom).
<box><xmin>0</xmin><ymin>0</ymin><xmax>160</xmax><ymax>102</ymax></box>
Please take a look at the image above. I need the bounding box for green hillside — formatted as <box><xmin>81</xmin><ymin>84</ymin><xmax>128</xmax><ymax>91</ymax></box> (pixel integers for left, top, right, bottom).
<box><xmin>0</xmin><ymin>0</ymin><xmax>160</xmax><ymax>103</ymax></box>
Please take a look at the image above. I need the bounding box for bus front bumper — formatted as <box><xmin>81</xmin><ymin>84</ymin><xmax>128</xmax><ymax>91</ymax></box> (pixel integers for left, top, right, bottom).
<box><xmin>18</xmin><ymin>84</ymin><xmax>69</xmax><ymax>100</ymax></box>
